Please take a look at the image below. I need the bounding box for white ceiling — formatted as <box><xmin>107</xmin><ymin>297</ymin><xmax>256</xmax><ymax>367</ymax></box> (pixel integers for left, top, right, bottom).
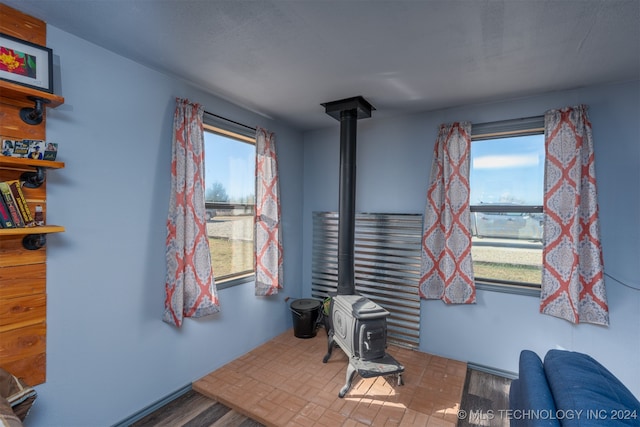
<box><xmin>5</xmin><ymin>0</ymin><xmax>640</xmax><ymax>131</ymax></box>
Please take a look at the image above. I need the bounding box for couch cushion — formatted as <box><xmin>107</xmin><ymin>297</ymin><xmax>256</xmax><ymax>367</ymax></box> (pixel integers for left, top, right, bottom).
<box><xmin>510</xmin><ymin>350</ymin><xmax>560</xmax><ymax>427</ymax></box>
<box><xmin>544</xmin><ymin>350</ymin><xmax>640</xmax><ymax>427</ymax></box>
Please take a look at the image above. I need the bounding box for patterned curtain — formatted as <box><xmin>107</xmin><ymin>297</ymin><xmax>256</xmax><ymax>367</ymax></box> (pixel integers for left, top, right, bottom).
<box><xmin>163</xmin><ymin>98</ymin><xmax>220</xmax><ymax>327</ymax></box>
<box><xmin>419</xmin><ymin>122</ymin><xmax>476</xmax><ymax>304</ymax></box>
<box><xmin>540</xmin><ymin>105</ymin><xmax>608</xmax><ymax>325</ymax></box>
<box><xmin>254</xmin><ymin>127</ymin><xmax>283</xmax><ymax>296</ymax></box>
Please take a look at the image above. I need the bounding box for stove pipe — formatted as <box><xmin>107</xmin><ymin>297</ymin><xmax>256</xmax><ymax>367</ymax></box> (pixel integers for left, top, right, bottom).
<box><xmin>322</xmin><ymin>96</ymin><xmax>375</xmax><ymax>295</ymax></box>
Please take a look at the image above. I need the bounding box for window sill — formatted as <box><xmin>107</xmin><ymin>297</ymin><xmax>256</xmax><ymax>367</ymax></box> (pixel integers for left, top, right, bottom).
<box><xmin>475</xmin><ymin>280</ymin><xmax>541</xmax><ymax>297</ymax></box>
<box><xmin>216</xmin><ymin>273</ymin><xmax>254</xmax><ymax>290</ymax></box>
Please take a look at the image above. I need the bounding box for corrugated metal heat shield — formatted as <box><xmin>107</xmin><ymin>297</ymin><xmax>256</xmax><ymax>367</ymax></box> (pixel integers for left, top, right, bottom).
<box><xmin>311</xmin><ymin>212</ymin><xmax>422</xmax><ymax>348</ymax></box>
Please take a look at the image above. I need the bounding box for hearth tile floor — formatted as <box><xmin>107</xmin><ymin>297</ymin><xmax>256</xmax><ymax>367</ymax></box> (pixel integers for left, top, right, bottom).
<box><xmin>193</xmin><ymin>329</ymin><xmax>467</xmax><ymax>427</ymax></box>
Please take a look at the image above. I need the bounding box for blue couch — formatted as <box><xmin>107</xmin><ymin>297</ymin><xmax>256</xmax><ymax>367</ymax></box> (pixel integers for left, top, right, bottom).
<box><xmin>509</xmin><ymin>349</ymin><xmax>640</xmax><ymax>427</ymax></box>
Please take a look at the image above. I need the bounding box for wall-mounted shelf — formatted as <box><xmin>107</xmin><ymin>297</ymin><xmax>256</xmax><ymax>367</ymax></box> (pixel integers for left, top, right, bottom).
<box><xmin>0</xmin><ymin>156</ymin><xmax>65</xmax><ymax>170</ymax></box>
<box><xmin>0</xmin><ymin>225</ymin><xmax>65</xmax><ymax>237</ymax></box>
<box><xmin>0</xmin><ymin>80</ymin><xmax>64</xmax><ymax>109</ymax></box>
<box><xmin>0</xmin><ymin>226</ymin><xmax>65</xmax><ymax>251</ymax></box>
<box><xmin>0</xmin><ymin>157</ymin><xmax>64</xmax><ymax>244</ymax></box>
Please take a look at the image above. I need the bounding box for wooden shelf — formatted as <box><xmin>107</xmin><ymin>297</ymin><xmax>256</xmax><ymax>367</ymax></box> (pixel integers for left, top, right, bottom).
<box><xmin>0</xmin><ymin>156</ymin><xmax>64</xmax><ymax>170</ymax></box>
<box><xmin>0</xmin><ymin>80</ymin><xmax>64</xmax><ymax>108</ymax></box>
<box><xmin>0</xmin><ymin>225</ymin><xmax>65</xmax><ymax>236</ymax></box>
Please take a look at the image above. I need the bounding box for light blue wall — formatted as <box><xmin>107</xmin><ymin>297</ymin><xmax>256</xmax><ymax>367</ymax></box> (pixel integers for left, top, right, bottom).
<box><xmin>29</xmin><ymin>27</ymin><xmax>304</xmax><ymax>426</ymax></box>
<box><xmin>303</xmin><ymin>81</ymin><xmax>640</xmax><ymax>396</ymax></box>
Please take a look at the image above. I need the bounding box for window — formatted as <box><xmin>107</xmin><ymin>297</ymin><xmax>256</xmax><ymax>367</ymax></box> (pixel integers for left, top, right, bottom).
<box><xmin>203</xmin><ymin>123</ymin><xmax>255</xmax><ymax>287</ymax></box>
<box><xmin>470</xmin><ymin>117</ymin><xmax>545</xmax><ymax>291</ymax></box>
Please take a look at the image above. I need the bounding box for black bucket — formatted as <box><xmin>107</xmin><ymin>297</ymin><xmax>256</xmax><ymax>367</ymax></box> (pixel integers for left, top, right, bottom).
<box><xmin>290</xmin><ymin>298</ymin><xmax>322</xmax><ymax>338</ymax></box>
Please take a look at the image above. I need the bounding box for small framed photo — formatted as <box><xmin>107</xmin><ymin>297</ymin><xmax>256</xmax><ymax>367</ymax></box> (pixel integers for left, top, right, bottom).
<box><xmin>0</xmin><ymin>32</ymin><xmax>53</xmax><ymax>93</ymax></box>
<box><xmin>12</xmin><ymin>140</ymin><xmax>31</xmax><ymax>158</ymax></box>
<box><xmin>44</xmin><ymin>142</ymin><xmax>58</xmax><ymax>161</ymax></box>
<box><xmin>26</xmin><ymin>139</ymin><xmax>45</xmax><ymax>160</ymax></box>
<box><xmin>2</xmin><ymin>139</ymin><xmax>16</xmax><ymax>157</ymax></box>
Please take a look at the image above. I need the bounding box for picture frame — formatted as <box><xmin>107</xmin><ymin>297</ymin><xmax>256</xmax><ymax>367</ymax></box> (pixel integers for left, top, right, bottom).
<box><xmin>0</xmin><ymin>32</ymin><xmax>53</xmax><ymax>93</ymax></box>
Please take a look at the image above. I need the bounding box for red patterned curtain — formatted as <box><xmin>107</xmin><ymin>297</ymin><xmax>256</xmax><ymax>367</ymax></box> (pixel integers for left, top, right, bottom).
<box><xmin>254</xmin><ymin>128</ymin><xmax>283</xmax><ymax>296</ymax></box>
<box><xmin>419</xmin><ymin>122</ymin><xmax>475</xmax><ymax>304</ymax></box>
<box><xmin>163</xmin><ymin>98</ymin><xmax>220</xmax><ymax>327</ymax></box>
<box><xmin>540</xmin><ymin>105</ymin><xmax>608</xmax><ymax>325</ymax></box>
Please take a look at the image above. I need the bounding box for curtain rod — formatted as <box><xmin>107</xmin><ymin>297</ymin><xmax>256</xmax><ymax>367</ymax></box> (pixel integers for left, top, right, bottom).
<box><xmin>204</xmin><ymin>111</ymin><xmax>256</xmax><ymax>132</ymax></box>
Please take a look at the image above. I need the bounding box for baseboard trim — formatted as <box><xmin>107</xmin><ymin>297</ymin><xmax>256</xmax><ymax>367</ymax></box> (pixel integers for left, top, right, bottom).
<box><xmin>467</xmin><ymin>362</ymin><xmax>518</xmax><ymax>380</ymax></box>
<box><xmin>111</xmin><ymin>383</ymin><xmax>192</xmax><ymax>427</ymax></box>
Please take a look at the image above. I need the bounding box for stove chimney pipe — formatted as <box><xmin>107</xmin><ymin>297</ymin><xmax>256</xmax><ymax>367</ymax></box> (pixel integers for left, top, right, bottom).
<box><xmin>321</xmin><ymin>96</ymin><xmax>374</xmax><ymax>295</ymax></box>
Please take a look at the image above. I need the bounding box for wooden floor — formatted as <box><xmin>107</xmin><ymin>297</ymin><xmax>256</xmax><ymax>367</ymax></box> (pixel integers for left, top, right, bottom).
<box><xmin>132</xmin><ymin>330</ymin><xmax>512</xmax><ymax>427</ymax></box>
<box><xmin>131</xmin><ymin>389</ymin><xmax>263</xmax><ymax>427</ymax></box>
<box><xmin>457</xmin><ymin>368</ymin><xmax>512</xmax><ymax>427</ymax></box>
<box><xmin>193</xmin><ymin>329</ymin><xmax>467</xmax><ymax>426</ymax></box>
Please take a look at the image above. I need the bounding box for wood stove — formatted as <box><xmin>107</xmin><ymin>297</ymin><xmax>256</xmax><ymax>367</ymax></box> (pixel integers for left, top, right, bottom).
<box><xmin>323</xmin><ymin>295</ymin><xmax>404</xmax><ymax>397</ymax></box>
<box><xmin>320</xmin><ymin>97</ymin><xmax>404</xmax><ymax>398</ymax></box>
<box><xmin>331</xmin><ymin>295</ymin><xmax>388</xmax><ymax>361</ymax></box>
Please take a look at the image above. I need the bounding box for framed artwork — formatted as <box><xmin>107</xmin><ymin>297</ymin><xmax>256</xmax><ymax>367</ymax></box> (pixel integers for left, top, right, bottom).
<box><xmin>0</xmin><ymin>32</ymin><xmax>53</xmax><ymax>93</ymax></box>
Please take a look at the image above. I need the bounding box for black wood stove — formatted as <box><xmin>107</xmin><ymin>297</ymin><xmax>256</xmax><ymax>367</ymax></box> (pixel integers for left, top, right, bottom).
<box><xmin>323</xmin><ymin>294</ymin><xmax>404</xmax><ymax>397</ymax></box>
<box><xmin>320</xmin><ymin>97</ymin><xmax>404</xmax><ymax>398</ymax></box>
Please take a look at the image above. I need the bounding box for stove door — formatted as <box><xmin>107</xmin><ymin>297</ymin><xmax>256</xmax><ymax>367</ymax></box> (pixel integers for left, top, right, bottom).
<box><xmin>356</xmin><ymin>319</ymin><xmax>387</xmax><ymax>360</ymax></box>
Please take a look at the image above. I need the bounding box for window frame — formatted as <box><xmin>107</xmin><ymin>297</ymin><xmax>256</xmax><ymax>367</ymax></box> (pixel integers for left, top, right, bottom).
<box><xmin>470</xmin><ymin>116</ymin><xmax>545</xmax><ymax>296</ymax></box>
<box><xmin>202</xmin><ymin>117</ymin><xmax>256</xmax><ymax>290</ymax></box>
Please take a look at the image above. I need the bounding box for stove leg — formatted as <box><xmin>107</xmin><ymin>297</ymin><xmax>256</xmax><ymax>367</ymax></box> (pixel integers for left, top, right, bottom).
<box><xmin>339</xmin><ymin>363</ymin><xmax>357</xmax><ymax>398</ymax></box>
<box><xmin>322</xmin><ymin>331</ymin><xmax>335</xmax><ymax>363</ymax></box>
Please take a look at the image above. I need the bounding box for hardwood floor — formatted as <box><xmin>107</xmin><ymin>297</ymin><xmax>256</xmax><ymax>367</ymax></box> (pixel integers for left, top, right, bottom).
<box><xmin>130</xmin><ymin>389</ymin><xmax>263</xmax><ymax>427</ymax></box>
<box><xmin>457</xmin><ymin>368</ymin><xmax>512</xmax><ymax>427</ymax></box>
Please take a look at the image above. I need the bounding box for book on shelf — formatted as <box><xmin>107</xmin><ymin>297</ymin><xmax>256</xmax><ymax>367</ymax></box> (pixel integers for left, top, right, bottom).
<box><xmin>0</xmin><ymin>181</ymin><xmax>24</xmax><ymax>227</ymax></box>
<box><xmin>8</xmin><ymin>180</ymin><xmax>35</xmax><ymax>227</ymax></box>
<box><xmin>0</xmin><ymin>195</ymin><xmax>15</xmax><ymax>228</ymax></box>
